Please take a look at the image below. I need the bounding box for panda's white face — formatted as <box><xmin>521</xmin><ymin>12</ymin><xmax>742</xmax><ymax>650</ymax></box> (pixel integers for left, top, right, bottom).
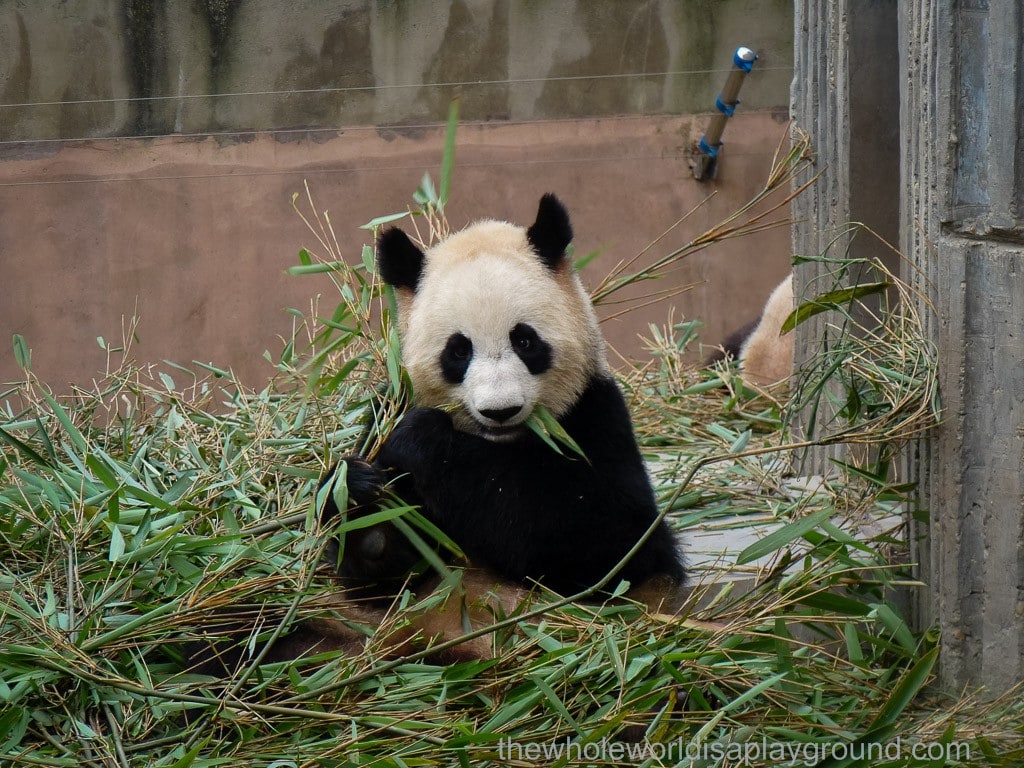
<box><xmin>405</xmin><ymin>246</ymin><xmax>591</xmax><ymax>439</ymax></box>
<box><xmin>378</xmin><ymin>197</ymin><xmax>605</xmax><ymax>442</ymax></box>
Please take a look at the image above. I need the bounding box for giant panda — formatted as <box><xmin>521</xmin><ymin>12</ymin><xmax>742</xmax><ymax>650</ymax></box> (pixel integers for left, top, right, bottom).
<box><xmin>330</xmin><ymin>193</ymin><xmax>684</xmax><ymax>601</ymax></box>
<box><xmin>188</xmin><ymin>195</ymin><xmax>684</xmax><ymax>672</ymax></box>
<box><xmin>707</xmin><ymin>274</ymin><xmax>794</xmax><ymax>385</ymax></box>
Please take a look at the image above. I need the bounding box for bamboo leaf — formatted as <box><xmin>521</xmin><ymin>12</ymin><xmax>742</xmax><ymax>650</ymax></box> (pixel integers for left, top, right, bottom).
<box><xmin>530</xmin><ymin>673</ymin><xmax>579</xmax><ymax>731</ymax></box>
<box><xmin>286</xmin><ymin>262</ymin><xmax>345</xmax><ymax>275</ymax></box>
<box><xmin>12</xmin><ymin>334</ymin><xmax>31</xmax><ymax>369</ymax></box>
<box><xmin>843</xmin><ymin>622</ymin><xmax>864</xmax><ymax>665</ymax></box>
<box><xmin>870</xmin><ymin>602</ymin><xmax>918</xmax><ymax>653</ymax></box>
<box><xmin>573</xmin><ymin>248</ymin><xmax>602</xmax><ymax>271</ymax></box>
<box><xmin>0</xmin><ymin>427</ymin><xmax>52</xmax><ymax>468</ymax></box>
<box><xmin>360</xmin><ymin>211</ymin><xmax>411</xmax><ymax>230</ymax></box>
<box><xmin>439</xmin><ymin>97</ymin><xmax>460</xmax><ymax>208</ymax></box>
<box><xmin>781</xmin><ymin>281</ymin><xmax>893</xmax><ymax>333</ymax></box>
<box><xmin>329</xmin><ymin>460</ymin><xmax>348</xmax><ymax>516</ymax></box>
<box><xmin>414</xmin><ymin>172</ymin><xmax>438</xmax><ymax>208</ymax></box>
<box><xmin>361</xmin><ymin>243</ymin><xmax>375</xmax><ymax>273</ymax></box>
<box><xmin>391</xmin><ymin>516</ymin><xmax>451</xmax><ymax>577</ymax></box>
<box><xmin>692</xmin><ymin>672</ymin><xmax>788</xmax><ymax>744</ymax></box>
<box><xmin>528</xmin><ymin>405</ymin><xmax>587</xmax><ymax>461</ymax></box>
<box><xmin>169</xmin><ymin>744</ymin><xmax>204</xmax><ymax>768</ymax></box>
<box><xmin>39</xmin><ymin>391</ymin><xmax>87</xmax><ymax>455</ymax></box>
<box><xmin>810</xmin><ymin>648</ymin><xmax>938</xmax><ymax>768</ymax></box>
<box><xmin>729</xmin><ymin>428</ymin><xmax>752</xmax><ymax>453</ymax></box>
<box><xmin>108</xmin><ymin>524</ymin><xmax>126</xmax><ymax>562</ymax></box>
<box><xmin>736</xmin><ymin>506</ymin><xmax>834</xmax><ymax>564</ymax></box>
<box><xmin>333</xmin><ymin>503</ymin><xmax>414</xmax><ymax>534</ymax></box>
<box><xmin>525</xmin><ymin>415</ymin><xmax>564</xmax><ymax>456</ymax></box>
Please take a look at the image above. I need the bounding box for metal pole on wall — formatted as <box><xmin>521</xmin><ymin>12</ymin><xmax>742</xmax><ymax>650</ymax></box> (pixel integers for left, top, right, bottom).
<box><xmin>691</xmin><ymin>47</ymin><xmax>758</xmax><ymax>181</ymax></box>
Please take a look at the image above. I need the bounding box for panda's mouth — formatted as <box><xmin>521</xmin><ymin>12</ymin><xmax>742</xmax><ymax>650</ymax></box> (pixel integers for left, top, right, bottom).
<box><xmin>462</xmin><ymin>412</ymin><xmax>529</xmax><ymax>442</ymax></box>
<box><xmin>459</xmin><ymin>402</ymin><xmax>532</xmax><ymax>441</ymax></box>
<box><xmin>476</xmin><ymin>422</ymin><xmax>526</xmax><ymax>442</ymax></box>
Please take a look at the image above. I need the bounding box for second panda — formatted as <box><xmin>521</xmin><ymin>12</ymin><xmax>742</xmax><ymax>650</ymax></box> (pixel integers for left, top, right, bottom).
<box><xmin>329</xmin><ymin>193</ymin><xmax>685</xmax><ymax>609</ymax></box>
<box><xmin>707</xmin><ymin>274</ymin><xmax>794</xmax><ymax>385</ymax></box>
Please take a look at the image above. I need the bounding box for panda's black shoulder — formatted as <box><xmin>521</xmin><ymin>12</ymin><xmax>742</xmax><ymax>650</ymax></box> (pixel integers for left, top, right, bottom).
<box><xmin>560</xmin><ymin>372</ymin><xmax>642</xmax><ymax>446</ymax></box>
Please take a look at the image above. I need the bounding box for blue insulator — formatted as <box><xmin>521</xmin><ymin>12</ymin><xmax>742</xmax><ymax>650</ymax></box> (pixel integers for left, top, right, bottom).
<box><xmin>716</xmin><ymin>95</ymin><xmax>738</xmax><ymax>116</ymax></box>
<box><xmin>698</xmin><ymin>136</ymin><xmax>720</xmax><ymax>158</ymax></box>
<box><xmin>733</xmin><ymin>46</ymin><xmax>758</xmax><ymax>72</ymax></box>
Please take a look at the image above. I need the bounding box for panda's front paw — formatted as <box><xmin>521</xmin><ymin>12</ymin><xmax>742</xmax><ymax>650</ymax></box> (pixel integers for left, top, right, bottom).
<box><xmin>319</xmin><ymin>458</ymin><xmax>384</xmax><ymax>524</ymax></box>
<box><xmin>337</xmin><ymin>523</ymin><xmax>422</xmax><ymax>599</ymax></box>
<box><xmin>343</xmin><ymin>458</ymin><xmax>386</xmax><ymax>507</ymax></box>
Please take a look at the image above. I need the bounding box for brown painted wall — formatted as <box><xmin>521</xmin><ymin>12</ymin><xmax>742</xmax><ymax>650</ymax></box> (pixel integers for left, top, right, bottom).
<box><xmin>1</xmin><ymin>112</ymin><xmax>791</xmax><ymax>389</ymax></box>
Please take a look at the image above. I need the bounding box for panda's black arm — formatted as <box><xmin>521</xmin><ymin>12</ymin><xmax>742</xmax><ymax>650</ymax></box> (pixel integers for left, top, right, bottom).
<box><xmin>318</xmin><ymin>458</ymin><xmax>426</xmax><ymax>599</ymax></box>
<box><xmin>528</xmin><ymin>373</ymin><xmax>684</xmax><ymax>589</ymax></box>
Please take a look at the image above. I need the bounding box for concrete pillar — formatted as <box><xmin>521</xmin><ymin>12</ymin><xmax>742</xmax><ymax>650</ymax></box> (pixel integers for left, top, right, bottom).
<box><xmin>900</xmin><ymin>0</ymin><xmax>1024</xmax><ymax>694</ymax></box>
<box><xmin>789</xmin><ymin>0</ymin><xmax>899</xmax><ymax>473</ymax></box>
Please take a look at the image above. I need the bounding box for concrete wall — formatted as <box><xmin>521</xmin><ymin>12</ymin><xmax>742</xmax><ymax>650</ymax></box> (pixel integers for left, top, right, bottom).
<box><xmin>900</xmin><ymin>0</ymin><xmax>1024</xmax><ymax>695</ymax></box>
<box><xmin>790</xmin><ymin>0</ymin><xmax>900</xmax><ymax>474</ymax></box>
<box><xmin>0</xmin><ymin>1</ymin><xmax>793</xmax><ymax>388</ymax></box>
<box><xmin>1</xmin><ymin>1</ymin><xmax>793</xmax><ymax>137</ymax></box>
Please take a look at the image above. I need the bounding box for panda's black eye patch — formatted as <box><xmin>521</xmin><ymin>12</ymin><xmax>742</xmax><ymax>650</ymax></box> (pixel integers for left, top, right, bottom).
<box><xmin>441</xmin><ymin>332</ymin><xmax>473</xmax><ymax>383</ymax></box>
<box><xmin>510</xmin><ymin>323</ymin><xmax>552</xmax><ymax>375</ymax></box>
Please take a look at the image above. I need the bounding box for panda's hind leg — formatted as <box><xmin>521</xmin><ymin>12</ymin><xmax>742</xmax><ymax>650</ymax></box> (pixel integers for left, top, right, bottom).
<box><xmin>361</xmin><ymin>567</ymin><xmax>532</xmax><ymax>663</ymax></box>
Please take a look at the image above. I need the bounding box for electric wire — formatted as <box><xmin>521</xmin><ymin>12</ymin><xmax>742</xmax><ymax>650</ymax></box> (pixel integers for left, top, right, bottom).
<box><xmin>0</xmin><ymin>149</ymin><xmax>730</xmax><ymax>189</ymax></box>
<box><xmin>0</xmin><ymin>110</ymin><xmax>775</xmax><ymax>148</ymax></box>
<box><xmin>0</xmin><ymin>70</ymin><xmax>790</xmax><ymax>189</ymax></box>
<box><xmin>0</xmin><ymin>66</ymin><xmax>794</xmax><ymax>110</ymax></box>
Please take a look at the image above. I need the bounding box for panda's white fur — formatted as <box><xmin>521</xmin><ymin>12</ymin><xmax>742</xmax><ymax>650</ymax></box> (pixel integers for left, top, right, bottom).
<box><xmin>399</xmin><ymin>220</ymin><xmax>605</xmax><ymax>438</ymax></box>
<box><xmin>738</xmin><ymin>273</ymin><xmax>794</xmax><ymax>385</ymax></box>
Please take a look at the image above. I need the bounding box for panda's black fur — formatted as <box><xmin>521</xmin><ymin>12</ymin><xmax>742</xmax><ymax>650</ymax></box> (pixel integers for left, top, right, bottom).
<box><xmin>320</xmin><ymin>459</ymin><xmax>423</xmax><ymax>600</ymax></box>
<box><xmin>326</xmin><ymin>194</ymin><xmax>684</xmax><ymax>600</ymax></box>
<box><xmin>704</xmin><ymin>317</ymin><xmax>758</xmax><ymax>365</ymax></box>
<box><xmin>334</xmin><ymin>376</ymin><xmax>683</xmax><ymax>597</ymax></box>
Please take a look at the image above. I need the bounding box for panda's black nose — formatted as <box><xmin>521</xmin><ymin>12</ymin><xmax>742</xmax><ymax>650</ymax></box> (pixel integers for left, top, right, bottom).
<box><xmin>479</xmin><ymin>405</ymin><xmax>522</xmax><ymax>423</ymax></box>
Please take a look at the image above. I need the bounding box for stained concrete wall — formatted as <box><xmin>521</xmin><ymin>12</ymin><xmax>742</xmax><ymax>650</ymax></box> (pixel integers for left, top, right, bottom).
<box><xmin>900</xmin><ymin>0</ymin><xmax>1024</xmax><ymax>695</ymax></box>
<box><xmin>0</xmin><ymin>1</ymin><xmax>793</xmax><ymax>389</ymax></box>
<box><xmin>789</xmin><ymin>0</ymin><xmax>900</xmax><ymax>474</ymax></box>
<box><xmin>0</xmin><ymin>1</ymin><xmax>792</xmax><ymax>138</ymax></box>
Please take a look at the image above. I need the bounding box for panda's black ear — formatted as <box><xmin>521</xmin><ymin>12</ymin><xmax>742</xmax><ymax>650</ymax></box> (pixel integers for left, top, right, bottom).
<box><xmin>377</xmin><ymin>228</ymin><xmax>425</xmax><ymax>291</ymax></box>
<box><xmin>527</xmin><ymin>193</ymin><xmax>573</xmax><ymax>271</ymax></box>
